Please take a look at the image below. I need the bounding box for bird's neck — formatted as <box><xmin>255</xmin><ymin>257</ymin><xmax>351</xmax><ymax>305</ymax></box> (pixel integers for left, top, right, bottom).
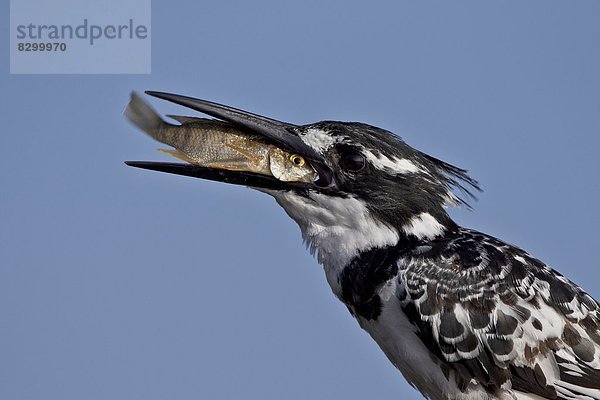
<box><xmin>272</xmin><ymin>191</ymin><xmax>453</xmax><ymax>291</ymax></box>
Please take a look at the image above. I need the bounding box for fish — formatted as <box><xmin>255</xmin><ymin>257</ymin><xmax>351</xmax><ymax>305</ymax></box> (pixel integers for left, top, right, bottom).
<box><xmin>124</xmin><ymin>92</ymin><xmax>317</xmax><ymax>183</ymax></box>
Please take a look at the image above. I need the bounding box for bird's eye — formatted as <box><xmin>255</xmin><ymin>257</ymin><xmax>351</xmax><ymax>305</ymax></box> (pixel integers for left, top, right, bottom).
<box><xmin>290</xmin><ymin>154</ymin><xmax>305</xmax><ymax>167</ymax></box>
<box><xmin>339</xmin><ymin>152</ymin><xmax>366</xmax><ymax>171</ymax></box>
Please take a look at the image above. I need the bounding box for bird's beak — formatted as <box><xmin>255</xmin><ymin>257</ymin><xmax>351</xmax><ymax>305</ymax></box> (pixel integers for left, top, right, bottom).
<box><xmin>126</xmin><ymin>91</ymin><xmax>334</xmax><ymax>190</ymax></box>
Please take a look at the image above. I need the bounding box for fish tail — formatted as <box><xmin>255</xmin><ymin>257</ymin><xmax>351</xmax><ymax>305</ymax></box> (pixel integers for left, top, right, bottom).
<box><xmin>124</xmin><ymin>92</ymin><xmax>170</xmax><ymax>141</ymax></box>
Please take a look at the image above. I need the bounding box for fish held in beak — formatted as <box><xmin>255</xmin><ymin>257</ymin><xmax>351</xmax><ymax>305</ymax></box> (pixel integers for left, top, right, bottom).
<box><xmin>124</xmin><ymin>92</ymin><xmax>317</xmax><ymax>184</ymax></box>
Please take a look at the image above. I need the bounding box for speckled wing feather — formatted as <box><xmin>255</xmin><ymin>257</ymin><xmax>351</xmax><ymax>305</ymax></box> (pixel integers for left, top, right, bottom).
<box><xmin>395</xmin><ymin>228</ymin><xmax>600</xmax><ymax>399</ymax></box>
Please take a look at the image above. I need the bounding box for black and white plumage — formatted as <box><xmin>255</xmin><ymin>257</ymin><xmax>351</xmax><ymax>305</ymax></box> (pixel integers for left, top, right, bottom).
<box><xmin>127</xmin><ymin>92</ymin><xmax>600</xmax><ymax>400</ymax></box>
<box><xmin>345</xmin><ymin>228</ymin><xmax>600</xmax><ymax>400</ymax></box>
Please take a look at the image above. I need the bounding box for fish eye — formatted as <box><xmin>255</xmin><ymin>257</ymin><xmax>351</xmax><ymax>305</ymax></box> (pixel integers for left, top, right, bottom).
<box><xmin>339</xmin><ymin>151</ymin><xmax>366</xmax><ymax>171</ymax></box>
<box><xmin>290</xmin><ymin>154</ymin><xmax>305</xmax><ymax>167</ymax></box>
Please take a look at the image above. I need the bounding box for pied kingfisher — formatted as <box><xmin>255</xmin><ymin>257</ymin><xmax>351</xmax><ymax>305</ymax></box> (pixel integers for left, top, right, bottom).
<box><xmin>127</xmin><ymin>91</ymin><xmax>600</xmax><ymax>400</ymax></box>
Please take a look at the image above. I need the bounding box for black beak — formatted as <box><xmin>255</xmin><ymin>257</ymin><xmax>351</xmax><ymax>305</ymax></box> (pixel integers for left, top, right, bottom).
<box><xmin>126</xmin><ymin>91</ymin><xmax>334</xmax><ymax>189</ymax></box>
<box><xmin>125</xmin><ymin>161</ymin><xmax>321</xmax><ymax>190</ymax></box>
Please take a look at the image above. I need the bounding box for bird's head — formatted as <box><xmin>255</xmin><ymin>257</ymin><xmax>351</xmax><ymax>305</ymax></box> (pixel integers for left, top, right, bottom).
<box><xmin>127</xmin><ymin>92</ymin><xmax>480</xmax><ymax>268</ymax></box>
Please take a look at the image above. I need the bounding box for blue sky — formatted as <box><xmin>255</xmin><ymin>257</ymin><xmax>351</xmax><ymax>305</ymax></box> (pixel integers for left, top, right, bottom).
<box><xmin>1</xmin><ymin>1</ymin><xmax>599</xmax><ymax>399</ymax></box>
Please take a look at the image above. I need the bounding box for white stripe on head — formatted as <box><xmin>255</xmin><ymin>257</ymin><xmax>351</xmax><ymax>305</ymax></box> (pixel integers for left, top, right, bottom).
<box><xmin>363</xmin><ymin>150</ymin><xmax>424</xmax><ymax>174</ymax></box>
<box><xmin>402</xmin><ymin>212</ymin><xmax>445</xmax><ymax>239</ymax></box>
<box><xmin>299</xmin><ymin>128</ymin><xmax>339</xmax><ymax>153</ymax></box>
